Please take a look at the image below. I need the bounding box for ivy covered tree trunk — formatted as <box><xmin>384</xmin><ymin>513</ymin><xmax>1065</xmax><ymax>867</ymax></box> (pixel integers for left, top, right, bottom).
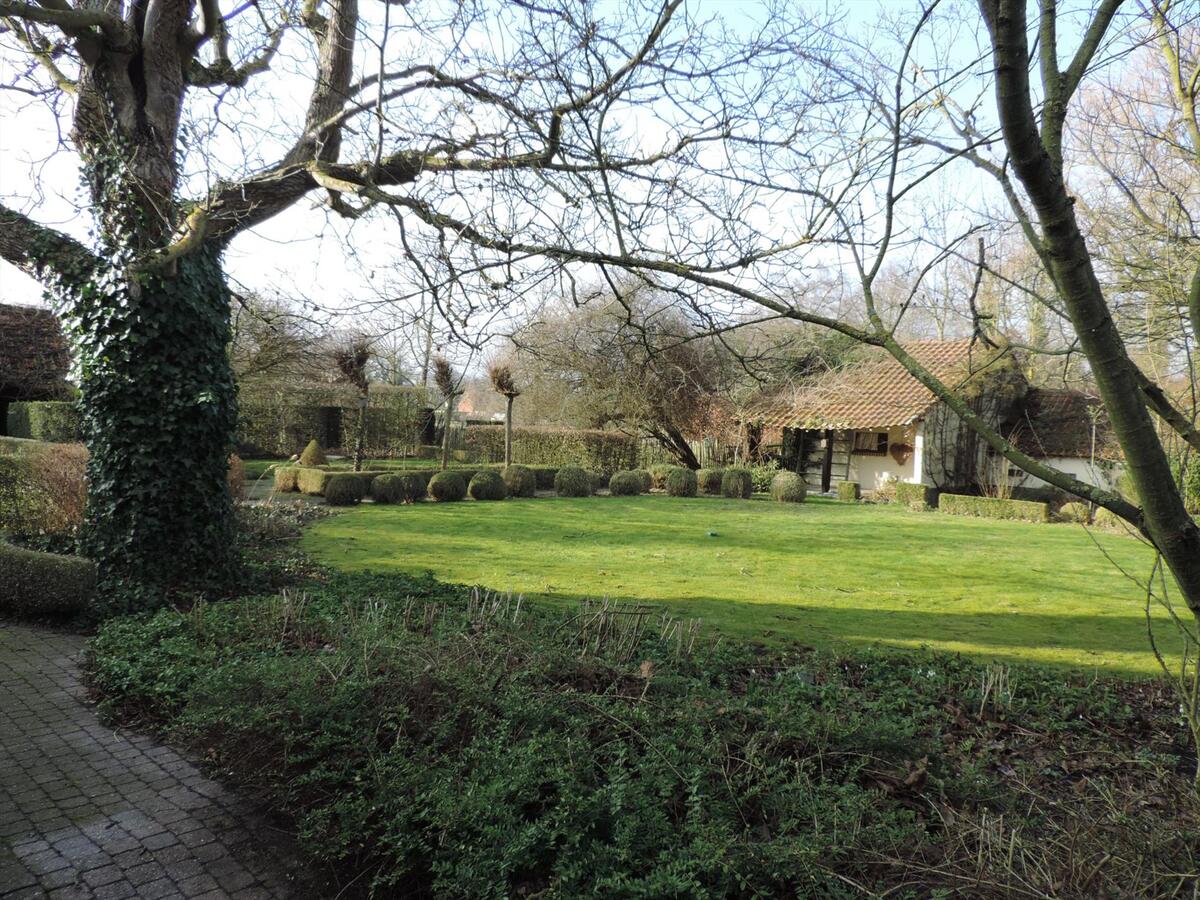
<box><xmin>504</xmin><ymin>396</ymin><xmax>515</xmax><ymax>467</ymax></box>
<box><xmin>70</xmin><ymin>251</ymin><xmax>239</xmax><ymax>593</ymax></box>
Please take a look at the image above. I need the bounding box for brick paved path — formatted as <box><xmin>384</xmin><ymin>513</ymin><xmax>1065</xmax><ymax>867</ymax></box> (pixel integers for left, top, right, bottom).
<box><xmin>0</xmin><ymin>624</ymin><xmax>317</xmax><ymax>899</ymax></box>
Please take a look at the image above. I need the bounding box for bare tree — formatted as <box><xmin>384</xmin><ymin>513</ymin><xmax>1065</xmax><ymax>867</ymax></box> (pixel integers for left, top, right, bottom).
<box><xmin>487</xmin><ymin>361</ymin><xmax>521</xmax><ymax>467</ymax></box>
<box><xmin>0</xmin><ymin>0</ymin><xmax>751</xmax><ymax>590</ymax></box>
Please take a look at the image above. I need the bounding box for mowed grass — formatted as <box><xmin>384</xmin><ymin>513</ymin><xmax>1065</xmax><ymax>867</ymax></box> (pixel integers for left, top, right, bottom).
<box><xmin>302</xmin><ymin>495</ymin><xmax>1176</xmax><ymax>677</ymax></box>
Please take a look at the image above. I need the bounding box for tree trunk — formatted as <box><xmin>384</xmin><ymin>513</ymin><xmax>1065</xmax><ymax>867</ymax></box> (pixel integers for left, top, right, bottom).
<box><xmin>353</xmin><ymin>388</ymin><xmax>368</xmax><ymax>472</ymax></box>
<box><xmin>504</xmin><ymin>395</ymin><xmax>514</xmax><ymax>467</ymax></box>
<box><xmin>440</xmin><ymin>396</ymin><xmax>455</xmax><ymax>470</ymax></box>
<box><xmin>73</xmin><ymin>248</ymin><xmax>239</xmax><ymax>592</ymax></box>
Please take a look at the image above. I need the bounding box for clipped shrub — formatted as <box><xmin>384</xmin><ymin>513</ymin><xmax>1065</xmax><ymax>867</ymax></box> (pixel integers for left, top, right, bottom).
<box><xmin>1057</xmin><ymin>501</ymin><xmax>1092</xmax><ymax>524</ymax></box>
<box><xmin>296</xmin><ymin>467</ymin><xmax>331</xmax><ymax>495</ymax></box>
<box><xmin>529</xmin><ymin>466</ymin><xmax>560</xmax><ymax>490</ymax></box>
<box><xmin>666</xmin><ymin>467</ymin><xmax>698</xmax><ymax>497</ymax></box>
<box><xmin>325</xmin><ymin>474</ymin><xmax>366</xmax><ymax>506</ymax></box>
<box><xmin>554</xmin><ymin>466</ymin><xmax>592</xmax><ymax>497</ymax></box>
<box><xmin>462</xmin><ymin>425</ymin><xmax>639</xmax><ymax>472</ymax></box>
<box><xmin>0</xmin><ymin>542</ymin><xmax>95</xmax><ymax>617</ymax></box>
<box><xmin>696</xmin><ymin>468</ymin><xmax>724</xmax><ymax>495</ymax></box>
<box><xmin>648</xmin><ymin>464</ymin><xmax>675</xmax><ymax>491</ymax></box>
<box><xmin>273</xmin><ymin>465</ymin><xmax>300</xmax><ymax>493</ymax></box>
<box><xmin>721</xmin><ymin>468</ymin><xmax>753</xmax><ymax>499</ymax></box>
<box><xmin>299</xmin><ymin>439</ymin><xmax>329</xmax><ymax>466</ymax></box>
<box><xmin>939</xmin><ymin>493</ymin><xmax>1049</xmax><ymax>523</ymax></box>
<box><xmin>895</xmin><ymin>482</ymin><xmax>932</xmax><ymax>509</ymax></box>
<box><xmin>227</xmin><ymin>454</ymin><xmax>245</xmax><ymax>501</ymax></box>
<box><xmin>468</xmin><ymin>471</ymin><xmax>508</xmax><ymax>501</ymax></box>
<box><xmin>371</xmin><ymin>474</ymin><xmax>426</xmax><ymax>504</ymax></box>
<box><xmin>837</xmin><ymin>481</ymin><xmax>861</xmax><ymax>502</ymax></box>
<box><xmin>632</xmin><ymin>469</ymin><xmax>653</xmax><ymax>493</ymax></box>
<box><xmin>429</xmin><ymin>471</ymin><xmax>467</xmax><ymax>502</ymax></box>
<box><xmin>608</xmin><ymin>471</ymin><xmax>643</xmax><ymax>496</ymax></box>
<box><xmin>770</xmin><ymin>472</ymin><xmax>807</xmax><ymax>503</ymax></box>
<box><xmin>503</xmin><ymin>465</ymin><xmax>537</xmax><ymax>498</ymax></box>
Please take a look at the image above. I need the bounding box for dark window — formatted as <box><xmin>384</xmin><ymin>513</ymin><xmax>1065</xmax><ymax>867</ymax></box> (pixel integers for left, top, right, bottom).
<box><xmin>852</xmin><ymin>431</ymin><xmax>888</xmax><ymax>456</ymax></box>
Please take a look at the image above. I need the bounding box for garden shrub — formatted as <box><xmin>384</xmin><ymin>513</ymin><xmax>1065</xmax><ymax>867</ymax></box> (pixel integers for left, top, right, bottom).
<box><xmin>429</xmin><ymin>471</ymin><xmax>467</xmax><ymax>502</ymax></box>
<box><xmin>665</xmin><ymin>467</ymin><xmax>698</xmax><ymax>497</ymax></box>
<box><xmin>895</xmin><ymin>482</ymin><xmax>932</xmax><ymax>509</ymax></box>
<box><xmin>749</xmin><ymin>461</ymin><xmax>780</xmax><ymax>494</ymax></box>
<box><xmin>0</xmin><ymin>541</ymin><xmax>95</xmax><ymax>617</ymax></box>
<box><xmin>295</xmin><ymin>467</ymin><xmax>331</xmax><ymax>495</ymax></box>
<box><xmin>608</xmin><ymin>470</ymin><xmax>643</xmax><ymax>496</ymax></box>
<box><xmin>529</xmin><ymin>466</ymin><xmax>560</xmax><ymax>490</ymax></box>
<box><xmin>273</xmin><ymin>465</ymin><xmax>300</xmax><ymax>493</ymax></box>
<box><xmin>554</xmin><ymin>466</ymin><xmax>592</xmax><ymax>497</ymax></box>
<box><xmin>649</xmin><ymin>464</ymin><xmax>674</xmax><ymax>491</ymax></box>
<box><xmin>632</xmin><ymin>468</ymin><xmax>652</xmax><ymax>493</ymax></box>
<box><xmin>939</xmin><ymin>493</ymin><xmax>1049</xmax><ymax>523</ymax></box>
<box><xmin>324</xmin><ymin>474</ymin><xmax>366</xmax><ymax>506</ymax></box>
<box><xmin>503</xmin><ymin>465</ymin><xmax>537</xmax><ymax>498</ymax></box>
<box><xmin>696</xmin><ymin>468</ymin><xmax>724</xmax><ymax>495</ymax></box>
<box><xmin>837</xmin><ymin>481</ymin><xmax>861</xmax><ymax>501</ymax></box>
<box><xmin>468</xmin><ymin>471</ymin><xmax>508</xmax><ymax>501</ymax></box>
<box><xmin>299</xmin><ymin>439</ymin><xmax>328</xmax><ymax>466</ymax></box>
<box><xmin>1093</xmin><ymin>507</ymin><xmax>1126</xmax><ymax>530</ymax></box>
<box><xmin>227</xmin><ymin>454</ymin><xmax>245</xmax><ymax>501</ymax></box>
<box><xmin>770</xmin><ymin>472</ymin><xmax>807</xmax><ymax>503</ymax></box>
<box><xmin>371</xmin><ymin>474</ymin><xmax>425</xmax><ymax>504</ymax></box>
<box><xmin>721</xmin><ymin>468</ymin><xmax>752</xmax><ymax>499</ymax></box>
<box><xmin>1057</xmin><ymin>501</ymin><xmax>1091</xmax><ymax>524</ymax></box>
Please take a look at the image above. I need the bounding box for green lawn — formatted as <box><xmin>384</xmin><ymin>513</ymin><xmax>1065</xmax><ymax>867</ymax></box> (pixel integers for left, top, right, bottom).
<box><xmin>302</xmin><ymin>495</ymin><xmax>1176</xmax><ymax>677</ymax></box>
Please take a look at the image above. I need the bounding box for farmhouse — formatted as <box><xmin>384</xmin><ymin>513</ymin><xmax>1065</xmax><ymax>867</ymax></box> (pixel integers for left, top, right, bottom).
<box><xmin>0</xmin><ymin>302</ymin><xmax>71</xmax><ymax>436</ymax></box>
<box><xmin>745</xmin><ymin>338</ymin><xmax>1120</xmax><ymax>495</ymax></box>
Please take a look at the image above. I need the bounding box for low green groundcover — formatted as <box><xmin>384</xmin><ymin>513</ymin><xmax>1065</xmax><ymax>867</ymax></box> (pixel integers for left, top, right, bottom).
<box><xmin>88</xmin><ymin>568</ymin><xmax>1199</xmax><ymax>897</ymax></box>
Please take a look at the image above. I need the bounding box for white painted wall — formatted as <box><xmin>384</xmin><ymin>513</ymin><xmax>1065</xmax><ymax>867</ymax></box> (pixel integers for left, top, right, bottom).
<box><xmin>847</xmin><ymin>424</ymin><xmax>921</xmax><ymax>490</ymax></box>
<box><xmin>1006</xmin><ymin>455</ymin><xmax>1123</xmax><ymax>492</ymax></box>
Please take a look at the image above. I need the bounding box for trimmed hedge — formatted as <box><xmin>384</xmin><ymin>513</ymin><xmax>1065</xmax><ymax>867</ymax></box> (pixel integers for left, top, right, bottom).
<box><xmin>836</xmin><ymin>481</ymin><xmax>860</xmax><ymax>502</ymax></box>
<box><xmin>274</xmin><ymin>465</ymin><xmax>300</xmax><ymax>493</ymax></box>
<box><xmin>555</xmin><ymin>467</ymin><xmax>592</xmax><ymax>497</ymax></box>
<box><xmin>938</xmin><ymin>493</ymin><xmax>1050</xmax><ymax>524</ymax></box>
<box><xmin>1093</xmin><ymin>507</ymin><xmax>1125</xmax><ymax>530</ymax></box>
<box><xmin>696</xmin><ymin>468</ymin><xmax>724</xmax><ymax>495</ymax></box>
<box><xmin>666</xmin><ymin>467</ymin><xmax>697</xmax><ymax>497</ymax></box>
<box><xmin>895</xmin><ymin>482</ymin><xmax>933</xmax><ymax>509</ymax></box>
<box><xmin>325</xmin><ymin>475</ymin><xmax>366</xmax><ymax>506</ymax></box>
<box><xmin>721</xmin><ymin>468</ymin><xmax>752</xmax><ymax>499</ymax></box>
<box><xmin>463</xmin><ymin>426</ymin><xmax>639</xmax><ymax>474</ymax></box>
<box><xmin>770</xmin><ymin>472</ymin><xmax>807</xmax><ymax>503</ymax></box>
<box><xmin>429</xmin><ymin>471</ymin><xmax>467</xmax><ymax>502</ymax></box>
<box><xmin>608</xmin><ymin>471</ymin><xmax>643</xmax><ymax>496</ymax></box>
<box><xmin>0</xmin><ymin>542</ymin><xmax>95</xmax><ymax>617</ymax></box>
<box><xmin>502</xmin><ymin>465</ymin><xmax>537</xmax><ymax>498</ymax></box>
<box><xmin>632</xmin><ymin>469</ymin><xmax>652</xmax><ymax>493</ymax></box>
<box><xmin>372</xmin><ymin>473</ymin><xmax>426</xmax><ymax>504</ymax></box>
<box><xmin>6</xmin><ymin>401</ymin><xmax>81</xmax><ymax>443</ymax></box>
<box><xmin>468</xmin><ymin>471</ymin><xmax>508</xmax><ymax>501</ymax></box>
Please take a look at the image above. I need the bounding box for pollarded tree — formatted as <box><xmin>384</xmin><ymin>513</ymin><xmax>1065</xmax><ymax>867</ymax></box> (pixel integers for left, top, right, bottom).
<box><xmin>486</xmin><ymin>361</ymin><xmax>521</xmax><ymax>468</ymax></box>
<box><xmin>331</xmin><ymin>336</ymin><xmax>373</xmax><ymax>472</ymax></box>
<box><xmin>0</xmin><ymin>0</ymin><xmax>733</xmax><ymax>594</ymax></box>
<box><xmin>432</xmin><ymin>356</ymin><xmax>462</xmax><ymax>472</ymax></box>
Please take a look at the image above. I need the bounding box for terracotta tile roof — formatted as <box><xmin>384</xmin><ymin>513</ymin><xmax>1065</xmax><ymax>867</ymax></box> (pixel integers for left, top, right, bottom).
<box><xmin>1006</xmin><ymin>388</ymin><xmax>1120</xmax><ymax>461</ymax></box>
<box><xmin>747</xmin><ymin>338</ymin><xmax>992</xmax><ymax>430</ymax></box>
